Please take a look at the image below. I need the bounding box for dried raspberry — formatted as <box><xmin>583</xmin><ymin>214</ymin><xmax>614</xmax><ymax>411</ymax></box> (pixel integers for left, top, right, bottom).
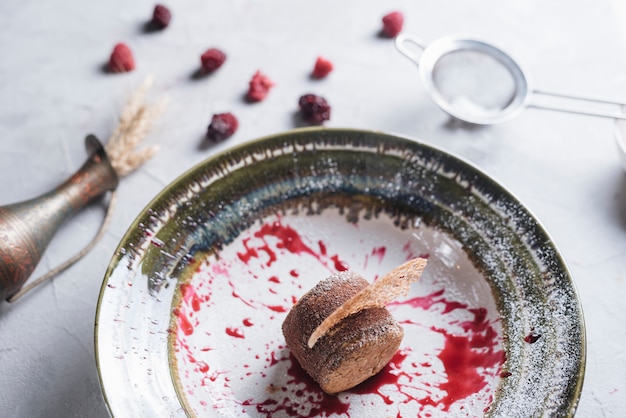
<box><xmin>200</xmin><ymin>48</ymin><xmax>226</xmax><ymax>73</ymax></box>
<box><xmin>312</xmin><ymin>56</ymin><xmax>334</xmax><ymax>79</ymax></box>
<box><xmin>246</xmin><ymin>71</ymin><xmax>275</xmax><ymax>102</ymax></box>
<box><xmin>298</xmin><ymin>94</ymin><xmax>331</xmax><ymax>124</ymax></box>
<box><xmin>381</xmin><ymin>11</ymin><xmax>404</xmax><ymax>38</ymax></box>
<box><xmin>207</xmin><ymin>112</ymin><xmax>238</xmax><ymax>142</ymax></box>
<box><xmin>151</xmin><ymin>4</ymin><xmax>172</xmax><ymax>29</ymax></box>
<box><xmin>108</xmin><ymin>43</ymin><xmax>135</xmax><ymax>73</ymax></box>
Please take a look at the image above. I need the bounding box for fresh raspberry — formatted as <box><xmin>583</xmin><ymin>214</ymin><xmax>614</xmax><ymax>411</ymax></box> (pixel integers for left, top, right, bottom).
<box><xmin>312</xmin><ymin>56</ymin><xmax>334</xmax><ymax>79</ymax></box>
<box><xmin>200</xmin><ymin>48</ymin><xmax>226</xmax><ymax>72</ymax></box>
<box><xmin>381</xmin><ymin>11</ymin><xmax>404</xmax><ymax>38</ymax></box>
<box><xmin>207</xmin><ymin>112</ymin><xmax>238</xmax><ymax>142</ymax></box>
<box><xmin>151</xmin><ymin>4</ymin><xmax>172</xmax><ymax>29</ymax></box>
<box><xmin>298</xmin><ymin>94</ymin><xmax>331</xmax><ymax>124</ymax></box>
<box><xmin>108</xmin><ymin>43</ymin><xmax>135</xmax><ymax>73</ymax></box>
<box><xmin>246</xmin><ymin>71</ymin><xmax>275</xmax><ymax>102</ymax></box>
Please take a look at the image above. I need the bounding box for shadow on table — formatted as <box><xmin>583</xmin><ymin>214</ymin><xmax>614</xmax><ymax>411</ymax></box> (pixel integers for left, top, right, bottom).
<box><xmin>615</xmin><ymin>172</ymin><xmax>626</xmax><ymax>231</ymax></box>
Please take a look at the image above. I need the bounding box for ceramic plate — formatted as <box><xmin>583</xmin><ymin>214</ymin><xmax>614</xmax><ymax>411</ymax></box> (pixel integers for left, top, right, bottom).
<box><xmin>95</xmin><ymin>128</ymin><xmax>585</xmax><ymax>417</ymax></box>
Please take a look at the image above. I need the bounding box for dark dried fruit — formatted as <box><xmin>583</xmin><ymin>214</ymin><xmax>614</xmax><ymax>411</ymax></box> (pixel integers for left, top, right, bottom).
<box><xmin>207</xmin><ymin>112</ymin><xmax>238</xmax><ymax>142</ymax></box>
<box><xmin>151</xmin><ymin>4</ymin><xmax>172</xmax><ymax>29</ymax></box>
<box><xmin>312</xmin><ymin>56</ymin><xmax>333</xmax><ymax>79</ymax></box>
<box><xmin>200</xmin><ymin>48</ymin><xmax>226</xmax><ymax>72</ymax></box>
<box><xmin>298</xmin><ymin>94</ymin><xmax>331</xmax><ymax>124</ymax></box>
<box><xmin>247</xmin><ymin>71</ymin><xmax>275</xmax><ymax>102</ymax></box>
<box><xmin>382</xmin><ymin>11</ymin><xmax>404</xmax><ymax>38</ymax></box>
<box><xmin>108</xmin><ymin>43</ymin><xmax>135</xmax><ymax>73</ymax></box>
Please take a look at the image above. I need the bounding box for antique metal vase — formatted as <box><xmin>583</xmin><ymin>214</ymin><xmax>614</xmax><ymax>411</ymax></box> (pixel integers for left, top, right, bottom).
<box><xmin>0</xmin><ymin>135</ymin><xmax>119</xmax><ymax>301</ymax></box>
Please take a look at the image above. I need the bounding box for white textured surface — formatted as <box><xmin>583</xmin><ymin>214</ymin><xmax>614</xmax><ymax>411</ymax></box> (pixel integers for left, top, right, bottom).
<box><xmin>0</xmin><ymin>0</ymin><xmax>625</xmax><ymax>416</ymax></box>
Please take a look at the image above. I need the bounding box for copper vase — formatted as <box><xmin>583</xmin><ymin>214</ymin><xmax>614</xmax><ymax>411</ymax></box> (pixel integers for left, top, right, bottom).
<box><xmin>0</xmin><ymin>135</ymin><xmax>119</xmax><ymax>301</ymax></box>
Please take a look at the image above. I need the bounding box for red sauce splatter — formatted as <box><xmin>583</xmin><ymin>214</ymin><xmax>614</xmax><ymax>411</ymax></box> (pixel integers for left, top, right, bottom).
<box><xmin>330</xmin><ymin>254</ymin><xmax>349</xmax><ymax>271</ymax></box>
<box><xmin>524</xmin><ymin>331</ymin><xmax>541</xmax><ymax>343</ymax></box>
<box><xmin>350</xmin><ymin>349</ymin><xmax>412</xmax><ymax>404</ymax></box>
<box><xmin>180</xmin><ymin>283</ymin><xmax>203</xmax><ymax>312</ymax></box>
<box><xmin>387</xmin><ymin>289</ymin><xmax>445</xmax><ymax>310</ymax></box>
<box><xmin>227</xmin><ymin>278</ymin><xmax>257</xmax><ymax>308</ymax></box>
<box><xmin>226</xmin><ymin>327</ymin><xmax>245</xmax><ymax>339</ymax></box>
<box><xmin>401</xmin><ymin>241</ymin><xmax>430</xmax><ymax>261</ymax></box>
<box><xmin>174</xmin><ymin>217</ymin><xmax>505</xmax><ymax>415</ymax></box>
<box><xmin>237</xmin><ymin>238</ymin><xmax>259</xmax><ymax>264</ymax></box>
<box><xmin>239</xmin><ymin>238</ymin><xmax>277</xmax><ymax>266</ymax></box>
<box><xmin>173</xmin><ymin>308</ymin><xmax>194</xmax><ymax>336</ymax></box>
<box><xmin>371</xmin><ymin>246</ymin><xmax>386</xmax><ymax>264</ymax></box>
<box><xmin>244</xmin><ymin>293</ymin><xmax>504</xmax><ymax>415</ymax></box>
<box><xmin>256</xmin><ymin>220</ymin><xmax>318</xmax><ymax>260</ymax></box>
<box><xmin>435</xmin><ymin>328</ymin><xmax>504</xmax><ymax>410</ymax></box>
<box><xmin>197</xmin><ymin>361</ymin><xmax>210</xmax><ymax>373</ymax></box>
<box><xmin>388</xmin><ymin>290</ymin><xmax>505</xmax><ymax>411</ymax></box>
<box><xmin>242</xmin><ymin>353</ymin><xmax>350</xmax><ymax>417</ymax></box>
<box><xmin>267</xmin><ymin>350</ymin><xmax>282</xmax><ymax>366</ymax></box>
<box><xmin>234</xmin><ymin>216</ymin><xmax>348</xmax><ymax>274</ymax></box>
<box><xmin>265</xmin><ymin>304</ymin><xmax>288</xmax><ymax>313</ymax></box>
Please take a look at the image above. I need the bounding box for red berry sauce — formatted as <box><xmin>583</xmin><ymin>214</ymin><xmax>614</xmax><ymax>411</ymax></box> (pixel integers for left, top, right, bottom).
<box><xmin>525</xmin><ymin>331</ymin><xmax>541</xmax><ymax>344</ymax></box>
<box><xmin>172</xmin><ymin>214</ymin><xmax>505</xmax><ymax>416</ymax></box>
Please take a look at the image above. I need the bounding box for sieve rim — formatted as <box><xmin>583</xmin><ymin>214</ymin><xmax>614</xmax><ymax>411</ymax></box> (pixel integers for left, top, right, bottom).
<box><xmin>418</xmin><ymin>35</ymin><xmax>533</xmax><ymax>125</ymax></box>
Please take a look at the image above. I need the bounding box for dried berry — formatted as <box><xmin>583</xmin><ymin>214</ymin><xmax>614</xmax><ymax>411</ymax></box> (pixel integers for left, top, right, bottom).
<box><xmin>151</xmin><ymin>4</ymin><xmax>172</xmax><ymax>29</ymax></box>
<box><xmin>108</xmin><ymin>43</ymin><xmax>135</xmax><ymax>73</ymax></box>
<box><xmin>381</xmin><ymin>11</ymin><xmax>404</xmax><ymax>38</ymax></box>
<box><xmin>247</xmin><ymin>71</ymin><xmax>275</xmax><ymax>102</ymax></box>
<box><xmin>207</xmin><ymin>112</ymin><xmax>238</xmax><ymax>142</ymax></box>
<box><xmin>298</xmin><ymin>94</ymin><xmax>331</xmax><ymax>124</ymax></box>
<box><xmin>312</xmin><ymin>56</ymin><xmax>334</xmax><ymax>79</ymax></box>
<box><xmin>200</xmin><ymin>48</ymin><xmax>226</xmax><ymax>72</ymax></box>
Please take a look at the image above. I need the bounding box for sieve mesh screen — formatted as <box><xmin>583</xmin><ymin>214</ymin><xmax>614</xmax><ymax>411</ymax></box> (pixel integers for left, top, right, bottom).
<box><xmin>432</xmin><ymin>49</ymin><xmax>517</xmax><ymax>117</ymax></box>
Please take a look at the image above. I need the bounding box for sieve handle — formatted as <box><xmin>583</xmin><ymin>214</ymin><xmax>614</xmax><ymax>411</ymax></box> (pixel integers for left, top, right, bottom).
<box><xmin>530</xmin><ymin>89</ymin><xmax>626</xmax><ymax>120</ymax></box>
<box><xmin>395</xmin><ymin>33</ymin><xmax>428</xmax><ymax>67</ymax></box>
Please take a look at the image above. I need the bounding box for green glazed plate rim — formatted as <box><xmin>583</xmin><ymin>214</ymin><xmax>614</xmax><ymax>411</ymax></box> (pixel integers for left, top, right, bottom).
<box><xmin>95</xmin><ymin>127</ymin><xmax>585</xmax><ymax>417</ymax></box>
